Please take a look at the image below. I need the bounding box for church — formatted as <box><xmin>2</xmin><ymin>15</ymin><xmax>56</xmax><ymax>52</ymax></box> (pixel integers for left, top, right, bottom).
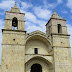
<box><xmin>0</xmin><ymin>3</ymin><xmax>72</xmax><ymax>72</ymax></box>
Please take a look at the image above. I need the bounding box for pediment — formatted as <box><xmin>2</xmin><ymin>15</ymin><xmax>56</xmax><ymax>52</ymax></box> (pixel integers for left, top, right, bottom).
<box><xmin>26</xmin><ymin>30</ymin><xmax>52</xmax><ymax>45</ymax></box>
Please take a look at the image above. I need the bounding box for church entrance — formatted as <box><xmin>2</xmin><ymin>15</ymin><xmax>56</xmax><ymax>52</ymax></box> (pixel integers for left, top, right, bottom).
<box><xmin>31</xmin><ymin>63</ymin><xmax>42</xmax><ymax>72</ymax></box>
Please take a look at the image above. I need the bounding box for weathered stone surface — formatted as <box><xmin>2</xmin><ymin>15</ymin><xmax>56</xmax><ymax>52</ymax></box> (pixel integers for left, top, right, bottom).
<box><xmin>1</xmin><ymin>3</ymin><xmax>72</xmax><ymax>72</ymax></box>
<box><xmin>0</xmin><ymin>65</ymin><xmax>1</xmax><ymax>72</ymax></box>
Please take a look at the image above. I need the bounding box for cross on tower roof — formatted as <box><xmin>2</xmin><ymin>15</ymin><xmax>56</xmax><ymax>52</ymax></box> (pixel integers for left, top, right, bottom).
<box><xmin>51</xmin><ymin>9</ymin><xmax>62</xmax><ymax>19</ymax></box>
<box><xmin>14</xmin><ymin>2</ymin><xmax>17</xmax><ymax>8</ymax></box>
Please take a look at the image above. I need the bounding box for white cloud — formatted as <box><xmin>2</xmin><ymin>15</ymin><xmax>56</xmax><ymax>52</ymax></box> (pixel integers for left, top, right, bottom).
<box><xmin>21</xmin><ymin>9</ymin><xmax>47</xmax><ymax>26</ymax></box>
<box><xmin>62</xmin><ymin>10</ymin><xmax>68</xmax><ymax>14</ymax></box>
<box><xmin>21</xmin><ymin>10</ymin><xmax>37</xmax><ymax>23</ymax></box>
<box><xmin>67</xmin><ymin>24</ymin><xmax>72</xmax><ymax>56</ymax></box>
<box><xmin>25</xmin><ymin>12</ymin><xmax>37</xmax><ymax>23</ymax></box>
<box><xmin>0</xmin><ymin>0</ymin><xmax>15</xmax><ymax>10</ymax></box>
<box><xmin>43</xmin><ymin>0</ymin><xmax>56</xmax><ymax>9</ymax></box>
<box><xmin>33</xmin><ymin>6</ymin><xmax>52</xmax><ymax>20</ymax></box>
<box><xmin>0</xmin><ymin>19</ymin><xmax>4</xmax><ymax>65</ymax></box>
<box><xmin>21</xmin><ymin>2</ymin><xmax>33</xmax><ymax>10</ymax></box>
<box><xmin>43</xmin><ymin>0</ymin><xmax>62</xmax><ymax>9</ymax></box>
<box><xmin>0</xmin><ymin>19</ymin><xmax>4</xmax><ymax>25</ymax></box>
<box><xmin>21</xmin><ymin>10</ymin><xmax>47</xmax><ymax>33</ymax></box>
<box><xmin>20</xmin><ymin>10</ymin><xmax>47</xmax><ymax>33</ymax></box>
<box><xmin>57</xmin><ymin>0</ymin><xmax>63</xmax><ymax>4</ymax></box>
<box><xmin>0</xmin><ymin>12</ymin><xmax>5</xmax><ymax>15</ymax></box>
<box><xmin>67</xmin><ymin>0</ymin><xmax>72</xmax><ymax>13</ymax></box>
<box><xmin>25</xmin><ymin>22</ymin><xmax>42</xmax><ymax>33</ymax></box>
<box><xmin>25</xmin><ymin>21</ymin><xmax>46</xmax><ymax>33</ymax></box>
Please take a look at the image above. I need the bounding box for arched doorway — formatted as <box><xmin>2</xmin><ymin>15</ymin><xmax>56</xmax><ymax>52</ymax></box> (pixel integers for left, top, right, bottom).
<box><xmin>31</xmin><ymin>63</ymin><xmax>42</xmax><ymax>72</ymax></box>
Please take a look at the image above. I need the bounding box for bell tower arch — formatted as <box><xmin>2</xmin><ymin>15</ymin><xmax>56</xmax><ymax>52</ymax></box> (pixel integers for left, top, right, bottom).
<box><xmin>12</xmin><ymin>17</ymin><xmax>18</xmax><ymax>29</ymax></box>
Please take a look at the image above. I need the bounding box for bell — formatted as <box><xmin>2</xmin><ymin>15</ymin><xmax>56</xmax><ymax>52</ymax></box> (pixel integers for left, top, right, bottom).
<box><xmin>12</xmin><ymin>17</ymin><xmax>18</xmax><ymax>27</ymax></box>
<box><xmin>12</xmin><ymin>21</ymin><xmax>17</xmax><ymax>27</ymax></box>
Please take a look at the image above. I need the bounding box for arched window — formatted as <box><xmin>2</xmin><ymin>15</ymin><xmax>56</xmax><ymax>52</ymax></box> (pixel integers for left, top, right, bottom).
<box><xmin>58</xmin><ymin>24</ymin><xmax>62</xmax><ymax>33</ymax></box>
<box><xmin>12</xmin><ymin>17</ymin><xmax>18</xmax><ymax>30</ymax></box>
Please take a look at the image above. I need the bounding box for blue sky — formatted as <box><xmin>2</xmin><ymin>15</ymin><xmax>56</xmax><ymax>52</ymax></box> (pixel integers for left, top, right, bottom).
<box><xmin>0</xmin><ymin>0</ymin><xmax>72</xmax><ymax>65</ymax></box>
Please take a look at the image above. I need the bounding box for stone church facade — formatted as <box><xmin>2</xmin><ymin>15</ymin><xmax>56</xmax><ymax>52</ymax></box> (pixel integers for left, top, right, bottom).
<box><xmin>0</xmin><ymin>3</ymin><xmax>72</xmax><ymax>72</ymax></box>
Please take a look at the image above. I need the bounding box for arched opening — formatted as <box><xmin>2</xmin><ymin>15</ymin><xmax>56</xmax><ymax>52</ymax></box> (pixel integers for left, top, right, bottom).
<box><xmin>31</xmin><ymin>63</ymin><xmax>42</xmax><ymax>72</ymax></box>
<box><xmin>58</xmin><ymin>24</ymin><xmax>62</xmax><ymax>33</ymax></box>
<box><xmin>25</xmin><ymin>56</ymin><xmax>53</xmax><ymax>72</ymax></box>
<box><xmin>25</xmin><ymin>35</ymin><xmax>52</xmax><ymax>55</ymax></box>
<box><xmin>12</xmin><ymin>17</ymin><xmax>18</xmax><ymax>30</ymax></box>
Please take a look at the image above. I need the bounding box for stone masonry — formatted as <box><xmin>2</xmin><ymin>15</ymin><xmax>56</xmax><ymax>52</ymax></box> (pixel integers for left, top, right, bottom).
<box><xmin>0</xmin><ymin>3</ymin><xmax>72</xmax><ymax>72</ymax></box>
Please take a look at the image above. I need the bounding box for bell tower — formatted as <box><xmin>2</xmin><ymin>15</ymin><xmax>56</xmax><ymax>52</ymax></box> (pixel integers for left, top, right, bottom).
<box><xmin>46</xmin><ymin>10</ymin><xmax>68</xmax><ymax>36</ymax></box>
<box><xmin>1</xmin><ymin>3</ymin><xmax>26</xmax><ymax>72</ymax></box>
<box><xmin>5</xmin><ymin>3</ymin><xmax>25</xmax><ymax>30</ymax></box>
<box><xmin>46</xmin><ymin>10</ymin><xmax>72</xmax><ymax>72</ymax></box>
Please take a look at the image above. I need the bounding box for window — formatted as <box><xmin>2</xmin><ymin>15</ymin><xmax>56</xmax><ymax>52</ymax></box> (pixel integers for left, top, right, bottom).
<box><xmin>58</xmin><ymin>24</ymin><xmax>62</xmax><ymax>33</ymax></box>
<box><xmin>12</xmin><ymin>17</ymin><xmax>18</xmax><ymax>30</ymax></box>
<box><xmin>34</xmin><ymin>48</ymin><xmax>38</xmax><ymax>54</ymax></box>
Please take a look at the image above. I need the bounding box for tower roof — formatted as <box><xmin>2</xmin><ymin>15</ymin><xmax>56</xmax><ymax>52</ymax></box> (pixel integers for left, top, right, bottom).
<box><xmin>46</xmin><ymin>10</ymin><xmax>66</xmax><ymax>26</ymax></box>
<box><xmin>10</xmin><ymin>2</ymin><xmax>21</xmax><ymax>13</ymax></box>
<box><xmin>14</xmin><ymin>2</ymin><xmax>17</xmax><ymax>8</ymax></box>
<box><xmin>51</xmin><ymin>9</ymin><xmax>62</xmax><ymax>19</ymax></box>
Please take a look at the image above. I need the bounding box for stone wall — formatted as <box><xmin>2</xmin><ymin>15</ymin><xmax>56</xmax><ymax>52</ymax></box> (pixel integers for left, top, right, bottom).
<box><xmin>0</xmin><ymin>65</ymin><xmax>1</xmax><ymax>72</ymax></box>
<box><xmin>54</xmin><ymin>47</ymin><xmax>72</xmax><ymax>72</ymax></box>
<box><xmin>52</xmin><ymin>33</ymin><xmax>72</xmax><ymax>72</ymax></box>
<box><xmin>1</xmin><ymin>30</ymin><xmax>26</xmax><ymax>72</ymax></box>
